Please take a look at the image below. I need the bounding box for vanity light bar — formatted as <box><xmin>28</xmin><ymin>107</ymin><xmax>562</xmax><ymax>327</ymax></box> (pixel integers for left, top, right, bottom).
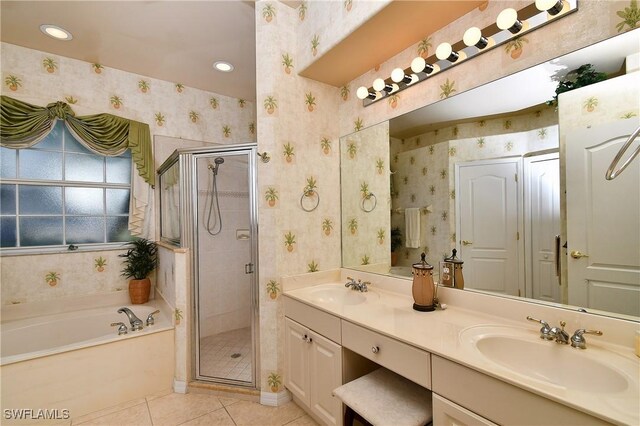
<box><xmin>359</xmin><ymin>0</ymin><xmax>577</xmax><ymax>107</ymax></box>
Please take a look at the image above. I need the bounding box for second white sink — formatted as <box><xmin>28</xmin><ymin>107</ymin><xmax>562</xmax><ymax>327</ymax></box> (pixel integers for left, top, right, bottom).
<box><xmin>460</xmin><ymin>325</ymin><xmax>636</xmax><ymax>394</ymax></box>
<box><xmin>307</xmin><ymin>284</ymin><xmax>379</xmax><ymax>305</ymax></box>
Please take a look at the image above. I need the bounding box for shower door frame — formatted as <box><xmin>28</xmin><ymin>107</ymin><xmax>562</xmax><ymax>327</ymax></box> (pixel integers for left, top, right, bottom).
<box><xmin>183</xmin><ymin>143</ymin><xmax>259</xmax><ymax>389</ymax></box>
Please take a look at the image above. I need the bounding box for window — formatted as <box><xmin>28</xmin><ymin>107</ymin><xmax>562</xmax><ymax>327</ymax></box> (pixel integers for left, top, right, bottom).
<box><xmin>0</xmin><ymin>120</ymin><xmax>133</xmax><ymax>249</ymax></box>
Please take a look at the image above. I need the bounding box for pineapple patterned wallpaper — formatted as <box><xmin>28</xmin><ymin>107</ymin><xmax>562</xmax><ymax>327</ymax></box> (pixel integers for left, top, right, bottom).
<box><xmin>1</xmin><ymin>42</ymin><xmax>256</xmax><ymax>145</ymax></box>
<box><xmin>256</xmin><ymin>0</ymin><xmax>341</xmax><ymax>394</ymax></box>
<box><xmin>341</xmin><ymin>122</ymin><xmax>390</xmax><ymax>271</ymax></box>
<box><xmin>390</xmin><ymin>109</ymin><xmax>559</xmax><ymax>269</ymax></box>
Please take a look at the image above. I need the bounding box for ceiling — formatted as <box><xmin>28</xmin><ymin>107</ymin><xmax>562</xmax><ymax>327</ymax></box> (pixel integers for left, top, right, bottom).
<box><xmin>0</xmin><ymin>1</ymin><xmax>257</xmax><ymax>101</ymax></box>
<box><xmin>1</xmin><ymin>1</ymin><xmax>484</xmax><ymax>101</ymax></box>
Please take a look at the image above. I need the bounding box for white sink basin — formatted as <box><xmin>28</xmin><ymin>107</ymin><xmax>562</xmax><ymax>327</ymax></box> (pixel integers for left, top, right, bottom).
<box><xmin>460</xmin><ymin>325</ymin><xmax>635</xmax><ymax>393</ymax></box>
<box><xmin>306</xmin><ymin>285</ymin><xmax>378</xmax><ymax>305</ymax></box>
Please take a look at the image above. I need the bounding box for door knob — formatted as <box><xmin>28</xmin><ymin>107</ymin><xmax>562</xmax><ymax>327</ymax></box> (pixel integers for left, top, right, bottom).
<box><xmin>462</xmin><ymin>240</ymin><xmax>473</xmax><ymax>246</ymax></box>
<box><xmin>570</xmin><ymin>250</ymin><xmax>589</xmax><ymax>259</ymax></box>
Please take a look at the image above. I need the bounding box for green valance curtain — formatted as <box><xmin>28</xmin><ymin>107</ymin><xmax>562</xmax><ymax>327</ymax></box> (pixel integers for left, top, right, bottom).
<box><xmin>0</xmin><ymin>95</ymin><xmax>154</xmax><ymax>186</ymax></box>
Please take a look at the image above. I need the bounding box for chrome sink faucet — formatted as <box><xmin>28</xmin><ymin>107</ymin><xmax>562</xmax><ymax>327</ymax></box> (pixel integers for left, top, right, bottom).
<box><xmin>527</xmin><ymin>316</ymin><xmax>603</xmax><ymax>348</ymax></box>
<box><xmin>549</xmin><ymin>321</ymin><xmax>569</xmax><ymax>345</ymax></box>
<box><xmin>118</xmin><ymin>307</ymin><xmax>143</xmax><ymax>331</ymax></box>
<box><xmin>345</xmin><ymin>276</ymin><xmax>370</xmax><ymax>292</ymax></box>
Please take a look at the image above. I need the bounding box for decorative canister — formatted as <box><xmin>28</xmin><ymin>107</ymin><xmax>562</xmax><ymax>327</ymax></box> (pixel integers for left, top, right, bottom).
<box><xmin>412</xmin><ymin>252</ymin><xmax>436</xmax><ymax>312</ymax></box>
<box><xmin>443</xmin><ymin>249</ymin><xmax>464</xmax><ymax>290</ymax></box>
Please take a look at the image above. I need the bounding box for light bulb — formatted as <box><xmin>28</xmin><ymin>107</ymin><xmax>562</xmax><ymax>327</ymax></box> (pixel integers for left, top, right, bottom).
<box><xmin>535</xmin><ymin>0</ymin><xmax>564</xmax><ymax>15</ymax></box>
<box><xmin>410</xmin><ymin>57</ymin><xmax>434</xmax><ymax>74</ymax></box>
<box><xmin>436</xmin><ymin>42</ymin><xmax>459</xmax><ymax>62</ymax></box>
<box><xmin>373</xmin><ymin>78</ymin><xmax>386</xmax><ymax>92</ymax></box>
<box><xmin>497</xmin><ymin>8</ymin><xmax>523</xmax><ymax>34</ymax></box>
<box><xmin>391</xmin><ymin>68</ymin><xmax>412</xmax><ymax>84</ymax></box>
<box><xmin>463</xmin><ymin>27</ymin><xmax>488</xmax><ymax>49</ymax></box>
<box><xmin>356</xmin><ymin>86</ymin><xmax>371</xmax><ymax>100</ymax></box>
<box><xmin>40</xmin><ymin>24</ymin><xmax>73</xmax><ymax>41</ymax></box>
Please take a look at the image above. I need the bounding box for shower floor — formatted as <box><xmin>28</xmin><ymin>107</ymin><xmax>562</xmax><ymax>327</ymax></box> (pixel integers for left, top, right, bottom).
<box><xmin>199</xmin><ymin>326</ymin><xmax>252</xmax><ymax>383</ymax></box>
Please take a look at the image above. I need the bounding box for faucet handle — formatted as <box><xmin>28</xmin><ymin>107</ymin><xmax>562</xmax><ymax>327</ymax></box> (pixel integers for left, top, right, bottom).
<box><xmin>146</xmin><ymin>310</ymin><xmax>160</xmax><ymax>326</ymax></box>
<box><xmin>570</xmin><ymin>329</ymin><xmax>603</xmax><ymax>349</ymax></box>
<box><xmin>526</xmin><ymin>316</ymin><xmax>553</xmax><ymax>340</ymax></box>
<box><xmin>111</xmin><ymin>322</ymin><xmax>128</xmax><ymax>335</ymax></box>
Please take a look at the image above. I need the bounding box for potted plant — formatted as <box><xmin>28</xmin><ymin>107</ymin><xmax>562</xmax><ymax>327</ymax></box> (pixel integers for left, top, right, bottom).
<box><xmin>390</xmin><ymin>227</ymin><xmax>402</xmax><ymax>267</ymax></box>
<box><xmin>120</xmin><ymin>238</ymin><xmax>158</xmax><ymax>304</ymax></box>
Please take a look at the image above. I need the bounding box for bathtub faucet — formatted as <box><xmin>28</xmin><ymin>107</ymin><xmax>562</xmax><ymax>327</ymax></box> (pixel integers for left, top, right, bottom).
<box><xmin>117</xmin><ymin>307</ymin><xmax>143</xmax><ymax>331</ymax></box>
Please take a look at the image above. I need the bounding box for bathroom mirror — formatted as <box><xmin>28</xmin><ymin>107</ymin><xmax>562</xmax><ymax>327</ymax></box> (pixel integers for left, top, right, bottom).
<box><xmin>340</xmin><ymin>30</ymin><xmax>640</xmax><ymax>320</ymax></box>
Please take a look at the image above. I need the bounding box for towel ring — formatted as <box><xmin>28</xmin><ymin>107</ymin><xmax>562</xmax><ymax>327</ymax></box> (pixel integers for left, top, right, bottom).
<box><xmin>300</xmin><ymin>191</ymin><xmax>320</xmax><ymax>212</ymax></box>
<box><xmin>361</xmin><ymin>193</ymin><xmax>377</xmax><ymax>213</ymax></box>
<box><xmin>605</xmin><ymin>125</ymin><xmax>640</xmax><ymax>180</ymax></box>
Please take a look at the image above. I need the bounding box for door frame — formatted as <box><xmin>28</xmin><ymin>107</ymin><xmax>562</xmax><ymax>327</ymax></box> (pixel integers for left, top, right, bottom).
<box><xmin>523</xmin><ymin>151</ymin><xmax>560</xmax><ymax>301</ymax></box>
<box><xmin>181</xmin><ymin>143</ymin><xmax>259</xmax><ymax>389</ymax></box>
<box><xmin>455</xmin><ymin>156</ymin><xmax>525</xmax><ymax>297</ymax></box>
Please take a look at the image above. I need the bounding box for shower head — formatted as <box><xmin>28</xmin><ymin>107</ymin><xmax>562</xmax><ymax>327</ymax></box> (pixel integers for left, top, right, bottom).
<box><xmin>208</xmin><ymin>157</ymin><xmax>225</xmax><ymax>175</ymax></box>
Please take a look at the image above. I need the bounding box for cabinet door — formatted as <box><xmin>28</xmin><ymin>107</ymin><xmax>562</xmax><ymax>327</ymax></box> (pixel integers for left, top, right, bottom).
<box><xmin>433</xmin><ymin>394</ymin><xmax>497</xmax><ymax>426</ymax></box>
<box><xmin>284</xmin><ymin>318</ymin><xmax>310</xmax><ymax>405</ymax></box>
<box><xmin>309</xmin><ymin>331</ymin><xmax>343</xmax><ymax>426</ymax></box>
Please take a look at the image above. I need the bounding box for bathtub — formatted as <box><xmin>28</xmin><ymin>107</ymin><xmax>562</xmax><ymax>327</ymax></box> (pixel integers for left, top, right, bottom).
<box><xmin>1</xmin><ymin>299</ymin><xmax>175</xmax><ymax>423</ymax></box>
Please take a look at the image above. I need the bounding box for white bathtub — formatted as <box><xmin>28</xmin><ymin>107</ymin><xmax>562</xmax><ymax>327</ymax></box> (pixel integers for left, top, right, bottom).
<box><xmin>0</xmin><ymin>299</ymin><xmax>175</xmax><ymax>423</ymax></box>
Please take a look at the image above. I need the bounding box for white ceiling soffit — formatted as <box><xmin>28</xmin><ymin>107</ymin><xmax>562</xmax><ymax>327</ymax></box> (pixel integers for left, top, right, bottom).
<box><xmin>0</xmin><ymin>1</ymin><xmax>257</xmax><ymax>101</ymax></box>
<box><xmin>390</xmin><ymin>30</ymin><xmax>640</xmax><ymax>138</ymax></box>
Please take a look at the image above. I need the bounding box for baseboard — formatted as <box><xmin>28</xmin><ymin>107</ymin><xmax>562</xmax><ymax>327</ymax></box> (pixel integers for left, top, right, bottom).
<box><xmin>173</xmin><ymin>379</ymin><xmax>188</xmax><ymax>394</ymax></box>
<box><xmin>260</xmin><ymin>389</ymin><xmax>292</xmax><ymax>406</ymax></box>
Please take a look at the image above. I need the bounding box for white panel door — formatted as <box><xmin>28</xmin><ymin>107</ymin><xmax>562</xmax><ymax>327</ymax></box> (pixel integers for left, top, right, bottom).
<box><xmin>457</xmin><ymin>159</ymin><xmax>521</xmax><ymax>296</ymax></box>
<box><xmin>566</xmin><ymin>119</ymin><xmax>640</xmax><ymax>316</ymax></box>
<box><xmin>284</xmin><ymin>318</ymin><xmax>310</xmax><ymax>405</ymax></box>
<box><xmin>525</xmin><ymin>154</ymin><xmax>561</xmax><ymax>302</ymax></box>
<box><xmin>309</xmin><ymin>332</ymin><xmax>343</xmax><ymax>426</ymax></box>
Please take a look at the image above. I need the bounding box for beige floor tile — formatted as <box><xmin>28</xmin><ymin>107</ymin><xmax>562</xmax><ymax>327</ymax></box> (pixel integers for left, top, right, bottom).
<box><xmin>179</xmin><ymin>408</ymin><xmax>235</xmax><ymax>426</ymax></box>
<box><xmin>283</xmin><ymin>414</ymin><xmax>320</xmax><ymax>426</ymax></box>
<box><xmin>72</xmin><ymin>398</ymin><xmax>147</xmax><ymax>424</ymax></box>
<box><xmin>217</xmin><ymin>396</ymin><xmax>241</xmax><ymax>407</ymax></box>
<box><xmin>74</xmin><ymin>403</ymin><xmax>151</xmax><ymax>426</ymax></box>
<box><xmin>145</xmin><ymin>388</ymin><xmax>174</xmax><ymax>402</ymax></box>
<box><xmin>225</xmin><ymin>401</ymin><xmax>305</xmax><ymax>426</ymax></box>
<box><xmin>148</xmin><ymin>393</ymin><xmax>223</xmax><ymax>426</ymax></box>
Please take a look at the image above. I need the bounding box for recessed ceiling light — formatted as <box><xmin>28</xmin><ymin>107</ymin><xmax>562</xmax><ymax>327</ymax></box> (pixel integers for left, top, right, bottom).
<box><xmin>40</xmin><ymin>24</ymin><xmax>73</xmax><ymax>41</ymax></box>
<box><xmin>213</xmin><ymin>61</ymin><xmax>234</xmax><ymax>72</ymax></box>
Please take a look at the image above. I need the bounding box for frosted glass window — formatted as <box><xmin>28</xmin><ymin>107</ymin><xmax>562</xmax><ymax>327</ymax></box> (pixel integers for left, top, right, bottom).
<box><xmin>19</xmin><ymin>150</ymin><xmax>63</xmax><ymax>180</ymax></box>
<box><xmin>106</xmin><ymin>216</ymin><xmax>130</xmax><ymax>242</ymax></box>
<box><xmin>66</xmin><ymin>217</ymin><xmax>104</xmax><ymax>244</ymax></box>
<box><xmin>1</xmin><ymin>148</ymin><xmax>17</xmax><ymax>178</ymax></box>
<box><xmin>1</xmin><ymin>184</ymin><xmax>16</xmax><ymax>214</ymax></box>
<box><xmin>20</xmin><ymin>217</ymin><xmax>63</xmax><ymax>246</ymax></box>
<box><xmin>65</xmin><ymin>187</ymin><xmax>103</xmax><ymax>215</ymax></box>
<box><xmin>1</xmin><ymin>217</ymin><xmax>17</xmax><ymax>247</ymax></box>
<box><xmin>106</xmin><ymin>157</ymin><xmax>131</xmax><ymax>183</ymax></box>
<box><xmin>33</xmin><ymin>121</ymin><xmax>63</xmax><ymax>151</ymax></box>
<box><xmin>106</xmin><ymin>189</ymin><xmax>130</xmax><ymax>214</ymax></box>
<box><xmin>19</xmin><ymin>186</ymin><xmax>63</xmax><ymax>214</ymax></box>
<box><xmin>64</xmin><ymin>128</ymin><xmax>93</xmax><ymax>154</ymax></box>
<box><xmin>65</xmin><ymin>153</ymin><xmax>104</xmax><ymax>182</ymax></box>
<box><xmin>4</xmin><ymin>118</ymin><xmax>132</xmax><ymax>249</ymax></box>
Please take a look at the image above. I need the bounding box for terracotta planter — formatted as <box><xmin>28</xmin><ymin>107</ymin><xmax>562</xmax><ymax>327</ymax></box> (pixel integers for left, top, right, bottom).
<box><xmin>129</xmin><ymin>278</ymin><xmax>151</xmax><ymax>304</ymax></box>
<box><xmin>391</xmin><ymin>252</ymin><xmax>398</xmax><ymax>267</ymax></box>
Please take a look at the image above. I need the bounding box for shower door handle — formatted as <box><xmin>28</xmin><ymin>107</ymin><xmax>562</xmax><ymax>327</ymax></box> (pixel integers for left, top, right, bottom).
<box><xmin>245</xmin><ymin>263</ymin><xmax>254</xmax><ymax>274</ymax></box>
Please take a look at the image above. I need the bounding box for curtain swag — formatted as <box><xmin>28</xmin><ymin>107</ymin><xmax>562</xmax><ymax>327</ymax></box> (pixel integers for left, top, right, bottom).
<box><xmin>0</xmin><ymin>95</ymin><xmax>154</xmax><ymax>186</ymax></box>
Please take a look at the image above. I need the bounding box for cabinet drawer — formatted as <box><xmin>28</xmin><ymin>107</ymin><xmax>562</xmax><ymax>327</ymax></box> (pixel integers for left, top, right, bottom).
<box><xmin>284</xmin><ymin>296</ymin><xmax>341</xmax><ymax>344</ymax></box>
<box><xmin>341</xmin><ymin>321</ymin><xmax>431</xmax><ymax>388</ymax></box>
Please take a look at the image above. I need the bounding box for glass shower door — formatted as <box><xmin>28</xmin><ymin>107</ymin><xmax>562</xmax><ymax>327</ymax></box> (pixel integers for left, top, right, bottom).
<box><xmin>193</xmin><ymin>149</ymin><xmax>256</xmax><ymax>386</ymax></box>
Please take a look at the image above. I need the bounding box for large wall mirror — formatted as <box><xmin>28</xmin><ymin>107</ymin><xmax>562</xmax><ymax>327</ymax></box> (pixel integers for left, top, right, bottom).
<box><xmin>340</xmin><ymin>29</ymin><xmax>640</xmax><ymax>321</ymax></box>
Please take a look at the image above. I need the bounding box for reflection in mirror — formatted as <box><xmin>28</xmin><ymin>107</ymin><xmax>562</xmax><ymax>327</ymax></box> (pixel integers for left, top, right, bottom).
<box><xmin>340</xmin><ymin>30</ymin><xmax>640</xmax><ymax>320</ymax></box>
<box><xmin>159</xmin><ymin>160</ymin><xmax>181</xmax><ymax>245</ymax></box>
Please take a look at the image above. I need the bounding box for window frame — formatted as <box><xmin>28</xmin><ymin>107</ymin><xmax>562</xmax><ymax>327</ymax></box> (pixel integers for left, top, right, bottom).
<box><xmin>0</xmin><ymin>122</ymin><xmax>134</xmax><ymax>255</ymax></box>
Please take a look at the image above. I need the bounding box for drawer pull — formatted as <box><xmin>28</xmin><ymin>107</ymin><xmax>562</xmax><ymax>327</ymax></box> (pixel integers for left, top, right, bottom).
<box><xmin>302</xmin><ymin>334</ymin><xmax>313</xmax><ymax>344</ymax></box>
<box><xmin>371</xmin><ymin>346</ymin><xmax>380</xmax><ymax>354</ymax></box>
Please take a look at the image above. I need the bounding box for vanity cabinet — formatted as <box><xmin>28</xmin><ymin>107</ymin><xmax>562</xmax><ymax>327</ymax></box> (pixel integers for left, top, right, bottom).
<box><xmin>284</xmin><ymin>298</ymin><xmax>343</xmax><ymax>426</ymax></box>
<box><xmin>432</xmin><ymin>394</ymin><xmax>497</xmax><ymax>426</ymax></box>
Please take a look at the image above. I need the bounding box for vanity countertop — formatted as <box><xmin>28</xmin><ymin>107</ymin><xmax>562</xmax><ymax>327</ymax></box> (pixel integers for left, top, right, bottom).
<box><xmin>283</xmin><ymin>276</ymin><xmax>639</xmax><ymax>426</ymax></box>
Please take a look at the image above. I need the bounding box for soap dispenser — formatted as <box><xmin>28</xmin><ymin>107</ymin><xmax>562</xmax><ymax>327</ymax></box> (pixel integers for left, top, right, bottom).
<box><xmin>412</xmin><ymin>252</ymin><xmax>436</xmax><ymax>312</ymax></box>
<box><xmin>442</xmin><ymin>249</ymin><xmax>464</xmax><ymax>290</ymax></box>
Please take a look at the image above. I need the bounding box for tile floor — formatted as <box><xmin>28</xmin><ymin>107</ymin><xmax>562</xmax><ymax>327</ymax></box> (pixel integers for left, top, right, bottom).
<box><xmin>73</xmin><ymin>392</ymin><xmax>319</xmax><ymax>426</ymax></box>
<box><xmin>199</xmin><ymin>327</ymin><xmax>252</xmax><ymax>383</ymax></box>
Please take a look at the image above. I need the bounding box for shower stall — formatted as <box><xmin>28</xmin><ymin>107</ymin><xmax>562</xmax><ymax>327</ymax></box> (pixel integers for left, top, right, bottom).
<box><xmin>157</xmin><ymin>144</ymin><xmax>258</xmax><ymax>388</ymax></box>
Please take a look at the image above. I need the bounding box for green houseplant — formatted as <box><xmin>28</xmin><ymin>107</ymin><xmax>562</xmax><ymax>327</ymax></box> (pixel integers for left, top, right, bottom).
<box><xmin>546</xmin><ymin>64</ymin><xmax>607</xmax><ymax>107</ymax></box>
<box><xmin>390</xmin><ymin>227</ymin><xmax>403</xmax><ymax>267</ymax></box>
<box><xmin>120</xmin><ymin>238</ymin><xmax>158</xmax><ymax>304</ymax></box>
